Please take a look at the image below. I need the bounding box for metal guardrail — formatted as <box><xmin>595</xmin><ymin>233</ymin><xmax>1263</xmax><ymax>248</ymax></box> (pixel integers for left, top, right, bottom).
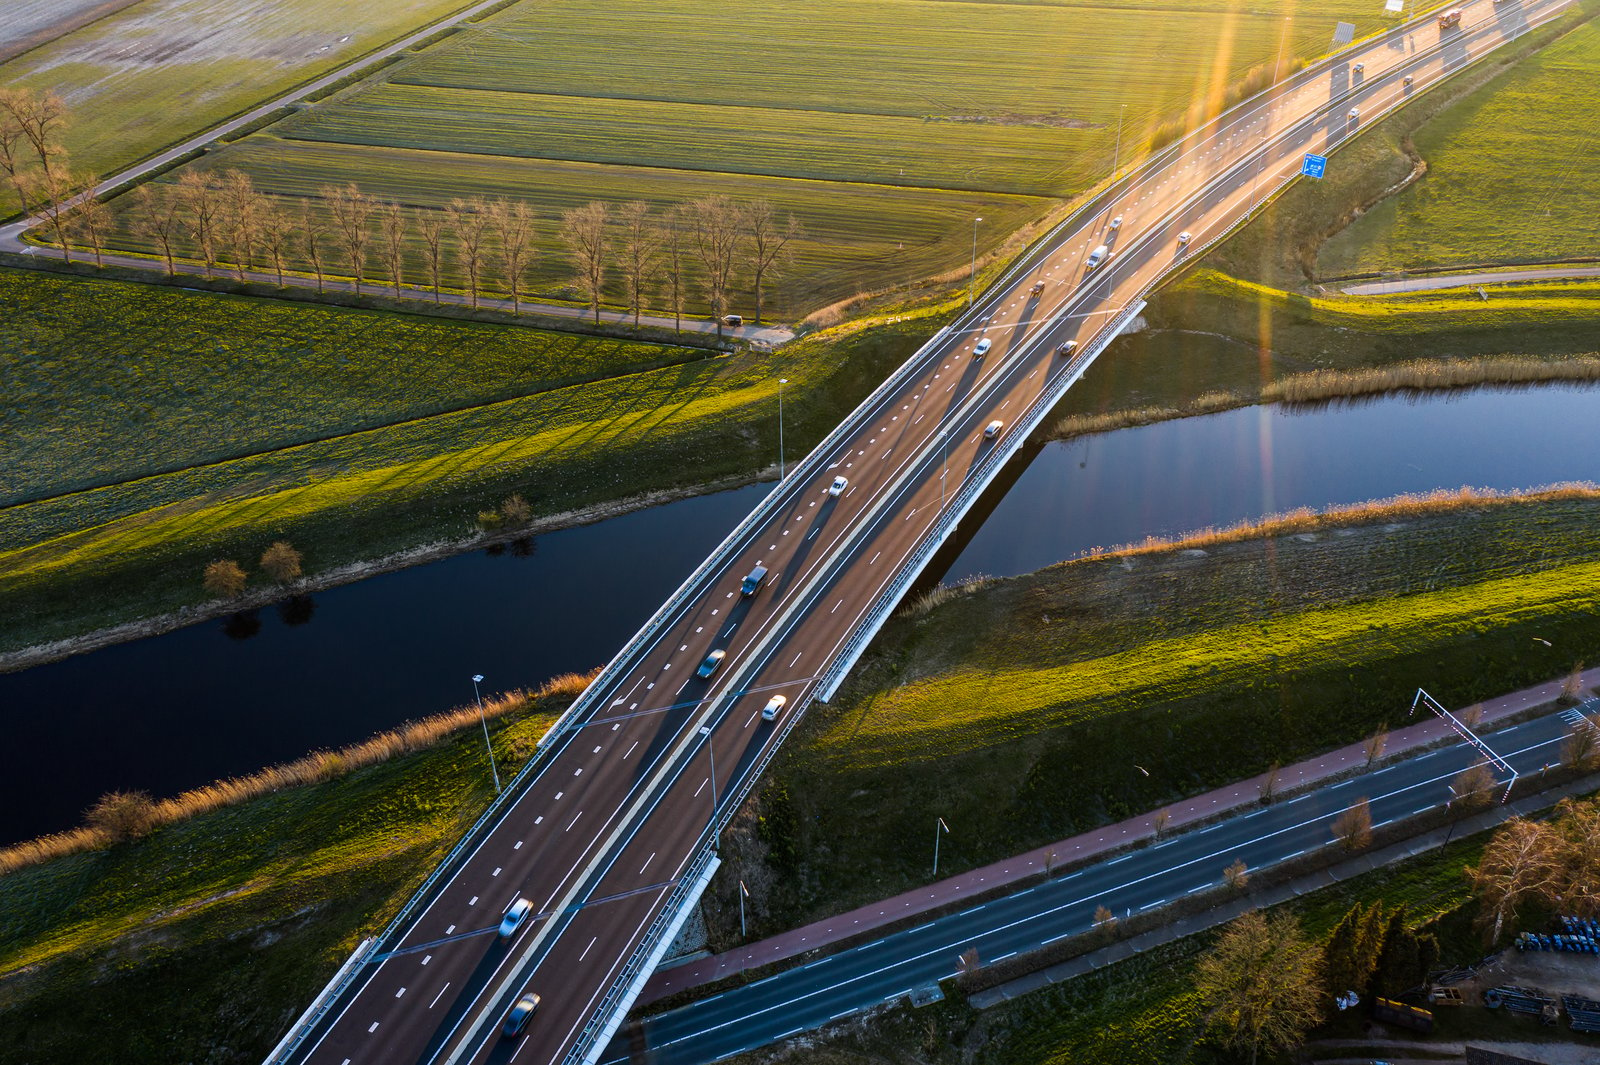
<box><xmin>562</xmin><ymin>844</ymin><xmax>721</xmax><ymax>1065</ymax></box>
<box><xmin>263</xmin><ymin>938</ymin><xmax>374</xmax><ymax>1065</ymax></box>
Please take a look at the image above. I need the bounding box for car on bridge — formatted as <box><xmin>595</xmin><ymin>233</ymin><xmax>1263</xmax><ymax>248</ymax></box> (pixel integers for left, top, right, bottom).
<box><xmin>762</xmin><ymin>694</ymin><xmax>786</xmax><ymax>720</ymax></box>
<box><xmin>501</xmin><ymin>993</ymin><xmax>541</xmax><ymax>1037</ymax></box>
<box><xmin>697</xmin><ymin>649</ymin><xmax>726</xmax><ymax>678</ymax></box>
<box><xmin>984</xmin><ymin>420</ymin><xmax>1004</xmax><ymax>439</ymax></box>
<box><xmin>1057</xmin><ymin>339</ymin><xmax>1078</xmax><ymax>356</ymax></box>
<box><xmin>973</xmin><ymin>337</ymin><xmax>992</xmax><ymax>357</ymax></box>
<box><xmin>1086</xmin><ymin>244</ymin><xmax>1109</xmax><ymax>269</ymax></box>
<box><xmin>828</xmin><ymin>475</ymin><xmax>848</xmax><ymax>497</ymax></box>
<box><xmin>499</xmin><ymin>898</ymin><xmax>533</xmax><ymax>938</ymax></box>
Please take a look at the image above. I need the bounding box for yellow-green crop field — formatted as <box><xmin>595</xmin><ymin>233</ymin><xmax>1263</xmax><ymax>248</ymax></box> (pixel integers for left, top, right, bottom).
<box><xmin>1318</xmin><ymin>14</ymin><xmax>1600</xmax><ymax>276</ymax></box>
<box><xmin>103</xmin><ymin>0</ymin><xmax>1392</xmax><ymax>318</ymax></box>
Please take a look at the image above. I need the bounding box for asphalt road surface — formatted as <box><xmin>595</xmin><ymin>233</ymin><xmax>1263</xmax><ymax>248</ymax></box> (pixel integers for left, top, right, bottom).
<box><xmin>614</xmin><ymin>706</ymin><xmax>1588</xmax><ymax>1065</ymax></box>
<box><xmin>276</xmin><ymin>3</ymin><xmax>1576</xmax><ymax>1064</ymax></box>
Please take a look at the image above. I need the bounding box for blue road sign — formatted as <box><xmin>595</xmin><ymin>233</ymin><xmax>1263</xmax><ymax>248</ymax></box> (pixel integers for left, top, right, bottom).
<box><xmin>1301</xmin><ymin>153</ymin><xmax>1328</xmax><ymax>179</ymax></box>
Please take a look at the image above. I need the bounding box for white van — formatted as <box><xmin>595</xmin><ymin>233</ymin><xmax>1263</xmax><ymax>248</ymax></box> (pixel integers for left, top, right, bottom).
<box><xmin>1086</xmin><ymin>245</ymin><xmax>1109</xmax><ymax>270</ymax></box>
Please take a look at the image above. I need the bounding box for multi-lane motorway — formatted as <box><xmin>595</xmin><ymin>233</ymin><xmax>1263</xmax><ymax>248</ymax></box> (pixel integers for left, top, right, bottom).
<box><xmin>272</xmin><ymin>2</ymin><xmax>1576</xmax><ymax>1063</ymax></box>
<box><xmin>617</xmin><ymin>705</ymin><xmax>1593</xmax><ymax>1065</ymax></box>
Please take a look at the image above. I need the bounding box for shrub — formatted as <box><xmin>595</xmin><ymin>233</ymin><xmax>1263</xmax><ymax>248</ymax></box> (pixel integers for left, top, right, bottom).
<box><xmin>202</xmin><ymin>559</ymin><xmax>247</xmax><ymax>598</ymax></box>
<box><xmin>259</xmin><ymin>541</ymin><xmax>303</xmax><ymax>584</ymax></box>
<box><xmin>85</xmin><ymin>790</ymin><xmax>158</xmax><ymax>842</ymax></box>
<box><xmin>502</xmin><ymin>494</ymin><xmax>533</xmax><ymax>526</ymax></box>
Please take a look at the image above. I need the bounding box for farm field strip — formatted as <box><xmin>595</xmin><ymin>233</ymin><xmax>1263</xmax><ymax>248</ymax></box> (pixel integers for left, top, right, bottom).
<box><xmin>279</xmin><ymin>84</ymin><xmax>1091</xmax><ymax>197</ymax></box>
<box><xmin>96</xmin><ymin>0</ymin><xmax>1391</xmax><ymax>315</ymax></box>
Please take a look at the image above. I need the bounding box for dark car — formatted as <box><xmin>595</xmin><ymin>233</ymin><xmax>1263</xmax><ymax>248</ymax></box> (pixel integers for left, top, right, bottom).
<box><xmin>697</xmin><ymin>649</ymin><xmax>726</xmax><ymax>678</ymax></box>
<box><xmin>502</xmin><ymin>993</ymin><xmax>541</xmax><ymax>1037</ymax></box>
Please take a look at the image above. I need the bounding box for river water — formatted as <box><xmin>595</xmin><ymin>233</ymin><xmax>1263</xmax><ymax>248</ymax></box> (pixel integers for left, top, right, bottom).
<box><xmin>3</xmin><ymin>383</ymin><xmax>1598</xmax><ymax>845</ymax></box>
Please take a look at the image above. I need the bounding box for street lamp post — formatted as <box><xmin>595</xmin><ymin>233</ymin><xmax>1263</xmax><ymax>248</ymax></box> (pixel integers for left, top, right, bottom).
<box><xmin>933</xmin><ymin>816</ymin><xmax>950</xmax><ymax>878</ymax></box>
<box><xmin>699</xmin><ymin>725</ymin><xmax>719</xmax><ymax>850</ymax></box>
<box><xmin>967</xmin><ymin>217</ymin><xmax>983</xmax><ymax>308</ymax></box>
<box><xmin>471</xmin><ymin>674</ymin><xmax>502</xmax><ymax>794</ymax></box>
<box><xmin>778</xmin><ymin>378</ymin><xmax>788</xmax><ymax>479</ymax></box>
<box><xmin>739</xmin><ymin>879</ymin><xmax>749</xmax><ymax>939</ymax></box>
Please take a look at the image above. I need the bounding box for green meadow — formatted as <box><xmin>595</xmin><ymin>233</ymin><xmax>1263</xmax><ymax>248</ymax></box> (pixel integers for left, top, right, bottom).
<box><xmin>1318</xmin><ymin>15</ymin><xmax>1600</xmax><ymax>277</ymax></box>
<box><xmin>757</xmin><ymin>494</ymin><xmax>1600</xmax><ymax>927</ymax></box>
<box><xmin>102</xmin><ymin>0</ymin><xmax>1392</xmax><ymax>318</ymax></box>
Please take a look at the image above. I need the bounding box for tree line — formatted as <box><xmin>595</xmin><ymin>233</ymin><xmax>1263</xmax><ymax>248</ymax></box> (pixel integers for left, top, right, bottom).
<box><xmin>4</xmin><ymin>89</ymin><xmax>803</xmax><ymax>332</ymax></box>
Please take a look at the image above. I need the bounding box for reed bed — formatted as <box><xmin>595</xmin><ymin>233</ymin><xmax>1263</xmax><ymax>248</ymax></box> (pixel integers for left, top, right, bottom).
<box><xmin>1080</xmin><ymin>483</ymin><xmax>1600</xmax><ymax>563</ymax></box>
<box><xmin>1049</xmin><ymin>356</ymin><xmax>1600</xmax><ymax>442</ymax></box>
<box><xmin>0</xmin><ymin>668</ymin><xmax>599</xmax><ymax>876</ymax></box>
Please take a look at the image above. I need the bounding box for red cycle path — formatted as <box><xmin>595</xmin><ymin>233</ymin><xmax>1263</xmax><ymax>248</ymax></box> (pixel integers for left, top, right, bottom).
<box><xmin>639</xmin><ymin>667</ymin><xmax>1599</xmax><ymax>1005</ymax></box>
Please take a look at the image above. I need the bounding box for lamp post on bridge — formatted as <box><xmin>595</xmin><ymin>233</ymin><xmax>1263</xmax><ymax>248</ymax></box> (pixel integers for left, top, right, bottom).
<box><xmin>778</xmin><ymin>377</ymin><xmax>788</xmax><ymax>480</ymax></box>
<box><xmin>699</xmin><ymin>725</ymin><xmax>719</xmax><ymax>851</ymax></box>
<box><xmin>967</xmin><ymin>217</ymin><xmax>983</xmax><ymax>308</ymax></box>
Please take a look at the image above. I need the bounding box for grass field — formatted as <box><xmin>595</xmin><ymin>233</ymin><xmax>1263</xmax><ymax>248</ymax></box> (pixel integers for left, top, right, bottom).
<box><xmin>0</xmin><ymin>690</ymin><xmax>566</xmax><ymax>1065</ymax></box>
<box><xmin>1318</xmin><ymin>15</ymin><xmax>1600</xmax><ymax>277</ymax></box>
<box><xmin>95</xmin><ymin>0</ymin><xmax>1392</xmax><ymax>318</ymax></box>
<box><xmin>0</xmin><ymin>0</ymin><xmax>483</xmax><ymax>193</ymax></box>
<box><xmin>749</xmin><ymin>493</ymin><xmax>1600</xmax><ymax>930</ymax></box>
<box><xmin>0</xmin><ymin>265</ymin><xmax>937</xmax><ymax>655</ymax></box>
<box><xmin>0</xmin><ymin>269</ymin><xmax>696</xmax><ymax>509</ymax></box>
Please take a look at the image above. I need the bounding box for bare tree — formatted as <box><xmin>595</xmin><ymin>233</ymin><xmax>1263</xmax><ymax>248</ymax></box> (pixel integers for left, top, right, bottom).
<box><xmin>689</xmin><ymin>195</ymin><xmax>741</xmax><ymax>338</ymax></box>
<box><xmin>85</xmin><ymin>790</ymin><xmax>158</xmax><ymax>842</ymax></box>
<box><xmin>376</xmin><ymin>200</ymin><xmax>408</xmax><ymax>298</ymax></box>
<box><xmin>1092</xmin><ymin>903</ymin><xmax>1118</xmax><ymax>941</ymax></box>
<box><xmin>1195</xmin><ymin>910</ymin><xmax>1323</xmax><ymax>1065</ymax></box>
<box><xmin>1563</xmin><ymin>719</ymin><xmax>1600</xmax><ymax>772</ymax></box>
<box><xmin>616</xmin><ymin>200</ymin><xmax>661</xmax><ymax>327</ymax></box>
<box><xmin>1258</xmin><ymin>763</ymin><xmax>1281</xmax><ymax>805</ymax></box>
<box><xmin>1550</xmin><ymin>797</ymin><xmax>1600</xmax><ymax>915</ymax></box>
<box><xmin>322</xmin><ymin>182</ymin><xmax>373</xmax><ymax>294</ymax></box>
<box><xmin>1151</xmin><ymin>807</ymin><xmax>1170</xmax><ymax>839</ymax></box>
<box><xmin>9</xmin><ymin>89</ymin><xmax>69</xmax><ymax>177</ymax></box>
<box><xmin>738</xmin><ymin>199</ymin><xmax>800</xmax><ymax>325</ymax></box>
<box><xmin>217</xmin><ymin>169</ymin><xmax>262</xmax><ymax>282</ymax></box>
<box><xmin>1561</xmin><ymin>661</ymin><xmax>1587</xmax><ymax>705</ymax></box>
<box><xmin>23</xmin><ymin>167</ymin><xmax>79</xmax><ymax>262</ymax></box>
<box><xmin>658</xmin><ymin>203</ymin><xmax>692</xmax><ymax>332</ymax></box>
<box><xmin>1224</xmin><ymin>858</ymin><xmax>1250</xmax><ymax>891</ymax></box>
<box><xmin>493</xmin><ymin>198</ymin><xmax>538</xmax><ymax>313</ymax></box>
<box><xmin>1469</xmin><ymin>817</ymin><xmax>1560</xmax><ymax>941</ymax></box>
<box><xmin>417</xmin><ymin>210</ymin><xmax>448</xmax><ymax>302</ymax></box>
<box><xmin>301</xmin><ymin>203</ymin><xmax>329</xmax><ymax>293</ymax></box>
<box><xmin>255</xmin><ymin>201</ymin><xmax>296</xmax><ymax>287</ymax></box>
<box><xmin>0</xmin><ymin>89</ymin><xmax>33</xmax><ymax>216</ymax></box>
<box><xmin>177</xmin><ymin>170</ymin><xmax>222</xmax><ymax>277</ymax></box>
<box><xmin>66</xmin><ymin>187</ymin><xmax>114</xmax><ymax>267</ymax></box>
<box><xmin>1363</xmin><ymin>726</ymin><xmax>1389</xmax><ymax>769</ymax></box>
<box><xmin>1331</xmin><ymin>798</ymin><xmax>1373</xmax><ymax>852</ymax></box>
<box><xmin>132</xmin><ymin>185</ymin><xmax>183</xmax><ymax>276</ymax></box>
<box><xmin>561</xmin><ymin>200</ymin><xmax>609</xmax><ymax>323</ymax></box>
<box><xmin>446</xmin><ymin>197</ymin><xmax>494</xmax><ymax>309</ymax></box>
<box><xmin>1451</xmin><ymin>762</ymin><xmax>1498</xmax><ymax>814</ymax></box>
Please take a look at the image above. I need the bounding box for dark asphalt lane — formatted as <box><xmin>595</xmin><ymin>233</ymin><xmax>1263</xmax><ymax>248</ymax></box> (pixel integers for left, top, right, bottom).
<box><xmin>618</xmin><ymin>707</ymin><xmax>1585</xmax><ymax>1065</ymax></box>
<box><xmin>279</xmin><ymin>3</ymin><xmax>1575</xmax><ymax>1063</ymax></box>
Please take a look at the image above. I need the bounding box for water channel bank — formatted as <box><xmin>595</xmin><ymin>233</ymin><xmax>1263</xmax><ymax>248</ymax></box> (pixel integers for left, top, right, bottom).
<box><xmin>2</xmin><ymin>383</ymin><xmax>1597</xmax><ymax>845</ymax></box>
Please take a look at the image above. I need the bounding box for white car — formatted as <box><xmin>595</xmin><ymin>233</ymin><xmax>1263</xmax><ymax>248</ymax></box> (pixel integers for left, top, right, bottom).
<box><xmin>1348</xmin><ymin>107</ymin><xmax>1360</xmax><ymax>121</ymax></box>
<box><xmin>1353</xmin><ymin>62</ymin><xmax>1364</xmax><ymax>74</ymax></box>
<box><xmin>984</xmin><ymin>420</ymin><xmax>1004</xmax><ymax>439</ymax></box>
<box><xmin>1403</xmin><ymin>74</ymin><xmax>1414</xmax><ymax>87</ymax></box>
<box><xmin>973</xmin><ymin>337</ymin><xmax>992</xmax><ymax>357</ymax></box>
<box><xmin>1177</xmin><ymin>231</ymin><xmax>1192</xmax><ymax>247</ymax></box>
<box><xmin>761</xmin><ymin>694</ymin><xmax>786</xmax><ymax>721</ymax></box>
<box><xmin>828</xmin><ymin>475</ymin><xmax>848</xmax><ymax>497</ymax></box>
<box><xmin>1056</xmin><ymin>340</ymin><xmax>1078</xmax><ymax>356</ymax></box>
<box><xmin>1086</xmin><ymin>244</ymin><xmax>1109</xmax><ymax>269</ymax></box>
<box><xmin>499</xmin><ymin>898</ymin><xmax>533</xmax><ymax>938</ymax></box>
<box><xmin>1109</xmin><ymin>215</ymin><xmax>1123</xmax><ymax>230</ymax></box>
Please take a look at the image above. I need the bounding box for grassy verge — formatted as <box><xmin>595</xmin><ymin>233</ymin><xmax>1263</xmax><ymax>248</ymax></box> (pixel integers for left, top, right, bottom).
<box><xmin>722</xmin><ymin>492</ymin><xmax>1600</xmax><ymax>938</ymax></box>
<box><xmin>0</xmin><ymin>678</ymin><xmax>579</xmax><ymax>1065</ymax></box>
<box><xmin>0</xmin><ymin>268</ymin><xmax>938</xmax><ymax>657</ymax></box>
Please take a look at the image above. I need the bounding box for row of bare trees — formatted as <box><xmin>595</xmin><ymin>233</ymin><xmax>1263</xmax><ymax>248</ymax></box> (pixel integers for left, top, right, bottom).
<box><xmin>114</xmin><ymin>171</ymin><xmax>802</xmax><ymax>330</ymax></box>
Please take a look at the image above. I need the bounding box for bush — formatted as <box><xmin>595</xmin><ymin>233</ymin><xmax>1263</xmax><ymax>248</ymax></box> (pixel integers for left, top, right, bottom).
<box><xmin>201</xmin><ymin>559</ymin><xmax>247</xmax><ymax>598</ymax></box>
<box><xmin>259</xmin><ymin>541</ymin><xmax>303</xmax><ymax>584</ymax></box>
<box><xmin>85</xmin><ymin>790</ymin><xmax>157</xmax><ymax>843</ymax></box>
